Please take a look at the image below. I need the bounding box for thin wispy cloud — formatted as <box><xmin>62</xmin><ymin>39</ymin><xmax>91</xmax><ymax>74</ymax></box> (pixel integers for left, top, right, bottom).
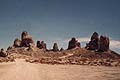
<box><xmin>110</xmin><ymin>40</ymin><xmax>120</xmax><ymax>48</ymax></box>
<box><xmin>77</xmin><ymin>37</ymin><xmax>90</xmax><ymax>43</ymax></box>
<box><xmin>64</xmin><ymin>37</ymin><xmax>90</xmax><ymax>43</ymax></box>
<box><xmin>110</xmin><ymin>40</ymin><xmax>120</xmax><ymax>53</ymax></box>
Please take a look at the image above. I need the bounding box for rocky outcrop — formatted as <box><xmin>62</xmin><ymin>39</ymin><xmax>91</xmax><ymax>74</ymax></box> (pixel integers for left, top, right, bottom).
<box><xmin>13</xmin><ymin>31</ymin><xmax>34</xmax><ymax>48</ymax></box>
<box><xmin>13</xmin><ymin>38</ymin><xmax>21</xmax><ymax>47</ymax></box>
<box><xmin>5</xmin><ymin>31</ymin><xmax>120</xmax><ymax>67</ymax></box>
<box><xmin>98</xmin><ymin>36</ymin><xmax>109</xmax><ymax>52</ymax></box>
<box><xmin>60</xmin><ymin>48</ymin><xmax>64</xmax><ymax>51</ymax></box>
<box><xmin>25</xmin><ymin>48</ymin><xmax>120</xmax><ymax>67</ymax></box>
<box><xmin>53</xmin><ymin>43</ymin><xmax>59</xmax><ymax>52</ymax></box>
<box><xmin>86</xmin><ymin>32</ymin><xmax>99</xmax><ymax>50</ymax></box>
<box><xmin>21</xmin><ymin>31</ymin><xmax>28</xmax><ymax>40</ymax></box>
<box><xmin>21</xmin><ymin>38</ymin><xmax>34</xmax><ymax>47</ymax></box>
<box><xmin>37</xmin><ymin>41</ymin><xmax>41</xmax><ymax>48</ymax></box>
<box><xmin>7</xmin><ymin>46</ymin><xmax>13</xmax><ymax>51</ymax></box>
<box><xmin>27</xmin><ymin>43</ymin><xmax>37</xmax><ymax>51</ymax></box>
<box><xmin>91</xmin><ymin>32</ymin><xmax>99</xmax><ymax>41</ymax></box>
<box><xmin>21</xmin><ymin>31</ymin><xmax>34</xmax><ymax>47</ymax></box>
<box><xmin>37</xmin><ymin>41</ymin><xmax>47</xmax><ymax>49</ymax></box>
<box><xmin>0</xmin><ymin>49</ymin><xmax>7</xmax><ymax>57</ymax></box>
<box><xmin>86</xmin><ymin>32</ymin><xmax>110</xmax><ymax>52</ymax></box>
<box><xmin>68</xmin><ymin>37</ymin><xmax>81</xmax><ymax>50</ymax></box>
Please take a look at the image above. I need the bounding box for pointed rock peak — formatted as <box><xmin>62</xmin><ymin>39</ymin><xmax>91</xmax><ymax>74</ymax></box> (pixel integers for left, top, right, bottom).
<box><xmin>53</xmin><ymin>43</ymin><xmax>59</xmax><ymax>52</ymax></box>
<box><xmin>21</xmin><ymin>31</ymin><xmax>29</xmax><ymax>40</ymax></box>
<box><xmin>91</xmin><ymin>32</ymin><xmax>99</xmax><ymax>41</ymax></box>
<box><xmin>68</xmin><ymin>37</ymin><xmax>81</xmax><ymax>50</ymax></box>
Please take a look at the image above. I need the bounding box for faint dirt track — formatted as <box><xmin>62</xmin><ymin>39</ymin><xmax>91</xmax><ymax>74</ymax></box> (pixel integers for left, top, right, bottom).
<box><xmin>0</xmin><ymin>59</ymin><xmax>120</xmax><ymax>80</ymax></box>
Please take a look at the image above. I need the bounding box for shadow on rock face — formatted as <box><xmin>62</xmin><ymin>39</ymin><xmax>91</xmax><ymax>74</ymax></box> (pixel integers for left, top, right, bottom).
<box><xmin>68</xmin><ymin>37</ymin><xmax>81</xmax><ymax>50</ymax></box>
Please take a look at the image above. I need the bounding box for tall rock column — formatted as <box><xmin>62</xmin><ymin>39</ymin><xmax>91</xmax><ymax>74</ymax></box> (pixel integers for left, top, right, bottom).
<box><xmin>53</xmin><ymin>43</ymin><xmax>59</xmax><ymax>52</ymax></box>
<box><xmin>86</xmin><ymin>32</ymin><xmax>99</xmax><ymax>50</ymax></box>
<box><xmin>68</xmin><ymin>37</ymin><xmax>81</xmax><ymax>50</ymax></box>
<box><xmin>21</xmin><ymin>31</ymin><xmax>34</xmax><ymax>47</ymax></box>
<box><xmin>98</xmin><ymin>35</ymin><xmax>109</xmax><ymax>52</ymax></box>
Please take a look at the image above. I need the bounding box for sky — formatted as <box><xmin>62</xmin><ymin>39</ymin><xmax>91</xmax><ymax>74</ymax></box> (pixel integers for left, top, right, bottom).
<box><xmin>0</xmin><ymin>0</ymin><xmax>120</xmax><ymax>53</ymax></box>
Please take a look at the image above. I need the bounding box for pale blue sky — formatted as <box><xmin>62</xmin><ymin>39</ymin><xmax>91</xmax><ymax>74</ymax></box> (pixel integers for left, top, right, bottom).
<box><xmin>0</xmin><ymin>0</ymin><xmax>120</xmax><ymax>53</ymax></box>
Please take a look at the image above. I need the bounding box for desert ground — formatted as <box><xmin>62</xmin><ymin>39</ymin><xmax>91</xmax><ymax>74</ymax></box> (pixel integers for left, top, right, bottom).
<box><xmin>0</xmin><ymin>59</ymin><xmax>120</xmax><ymax>80</ymax></box>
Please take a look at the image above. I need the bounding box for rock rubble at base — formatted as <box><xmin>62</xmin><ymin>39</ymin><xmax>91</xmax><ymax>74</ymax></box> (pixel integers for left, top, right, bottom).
<box><xmin>0</xmin><ymin>57</ymin><xmax>14</xmax><ymax>63</ymax></box>
<box><xmin>25</xmin><ymin>56</ymin><xmax>120</xmax><ymax>67</ymax></box>
<box><xmin>0</xmin><ymin>49</ymin><xmax>14</xmax><ymax>62</ymax></box>
<box><xmin>24</xmin><ymin>48</ymin><xmax>120</xmax><ymax>67</ymax></box>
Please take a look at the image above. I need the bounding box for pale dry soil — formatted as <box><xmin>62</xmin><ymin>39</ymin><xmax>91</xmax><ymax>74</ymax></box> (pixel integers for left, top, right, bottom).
<box><xmin>0</xmin><ymin>59</ymin><xmax>120</xmax><ymax>80</ymax></box>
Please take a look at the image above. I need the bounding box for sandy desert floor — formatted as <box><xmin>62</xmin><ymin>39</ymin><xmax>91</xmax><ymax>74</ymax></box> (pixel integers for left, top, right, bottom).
<box><xmin>0</xmin><ymin>59</ymin><xmax>120</xmax><ymax>80</ymax></box>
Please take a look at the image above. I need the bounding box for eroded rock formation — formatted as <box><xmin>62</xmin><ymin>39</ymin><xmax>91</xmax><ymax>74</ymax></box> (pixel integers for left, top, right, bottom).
<box><xmin>98</xmin><ymin>35</ymin><xmax>109</xmax><ymax>52</ymax></box>
<box><xmin>60</xmin><ymin>48</ymin><xmax>64</xmax><ymax>51</ymax></box>
<box><xmin>13</xmin><ymin>31</ymin><xmax>34</xmax><ymax>48</ymax></box>
<box><xmin>0</xmin><ymin>49</ymin><xmax>7</xmax><ymax>57</ymax></box>
<box><xmin>53</xmin><ymin>43</ymin><xmax>59</xmax><ymax>52</ymax></box>
<box><xmin>13</xmin><ymin>38</ymin><xmax>21</xmax><ymax>47</ymax></box>
<box><xmin>68</xmin><ymin>37</ymin><xmax>81</xmax><ymax>50</ymax></box>
<box><xmin>86</xmin><ymin>32</ymin><xmax>99</xmax><ymax>50</ymax></box>
<box><xmin>86</xmin><ymin>32</ymin><xmax>110</xmax><ymax>52</ymax></box>
<box><xmin>21</xmin><ymin>31</ymin><xmax>34</xmax><ymax>47</ymax></box>
<box><xmin>37</xmin><ymin>41</ymin><xmax>47</xmax><ymax>49</ymax></box>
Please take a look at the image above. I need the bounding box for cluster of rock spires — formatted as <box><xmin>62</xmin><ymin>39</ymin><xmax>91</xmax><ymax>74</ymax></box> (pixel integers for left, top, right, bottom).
<box><xmin>13</xmin><ymin>31</ymin><xmax>34</xmax><ymax>48</ymax></box>
<box><xmin>86</xmin><ymin>32</ymin><xmax>109</xmax><ymax>52</ymax></box>
<box><xmin>37</xmin><ymin>41</ymin><xmax>46</xmax><ymax>49</ymax></box>
<box><xmin>0</xmin><ymin>31</ymin><xmax>111</xmax><ymax>58</ymax></box>
<box><xmin>0</xmin><ymin>31</ymin><xmax>120</xmax><ymax>67</ymax></box>
<box><xmin>13</xmin><ymin>31</ymin><xmax>60</xmax><ymax>52</ymax></box>
<box><xmin>12</xmin><ymin>31</ymin><xmax>110</xmax><ymax>53</ymax></box>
